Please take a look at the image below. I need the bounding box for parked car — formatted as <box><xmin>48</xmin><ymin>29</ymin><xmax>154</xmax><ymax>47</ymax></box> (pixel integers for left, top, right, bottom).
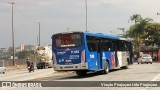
<box><xmin>0</xmin><ymin>65</ymin><xmax>6</xmax><ymax>74</ymax></box>
<box><xmin>138</xmin><ymin>54</ymin><xmax>152</xmax><ymax>64</ymax></box>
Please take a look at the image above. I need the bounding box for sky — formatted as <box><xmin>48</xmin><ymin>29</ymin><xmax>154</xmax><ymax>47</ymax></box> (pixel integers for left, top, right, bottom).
<box><xmin>0</xmin><ymin>0</ymin><xmax>160</xmax><ymax>48</ymax></box>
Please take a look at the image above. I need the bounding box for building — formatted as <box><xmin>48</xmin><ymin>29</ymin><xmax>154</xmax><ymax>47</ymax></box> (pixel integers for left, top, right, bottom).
<box><xmin>20</xmin><ymin>44</ymin><xmax>25</xmax><ymax>51</ymax></box>
<box><xmin>0</xmin><ymin>48</ymin><xmax>7</xmax><ymax>53</ymax></box>
<box><xmin>140</xmin><ymin>47</ymin><xmax>160</xmax><ymax>62</ymax></box>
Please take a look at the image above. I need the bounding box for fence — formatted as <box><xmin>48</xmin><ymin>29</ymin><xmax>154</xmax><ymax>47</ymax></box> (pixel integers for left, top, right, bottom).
<box><xmin>0</xmin><ymin>59</ymin><xmax>26</xmax><ymax>66</ymax></box>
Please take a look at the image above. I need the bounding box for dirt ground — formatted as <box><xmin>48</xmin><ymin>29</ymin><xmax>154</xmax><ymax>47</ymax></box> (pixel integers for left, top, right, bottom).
<box><xmin>6</xmin><ymin>64</ymin><xmax>27</xmax><ymax>72</ymax></box>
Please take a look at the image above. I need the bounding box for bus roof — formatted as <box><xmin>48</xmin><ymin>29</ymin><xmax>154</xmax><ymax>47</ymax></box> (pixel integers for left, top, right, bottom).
<box><xmin>119</xmin><ymin>38</ymin><xmax>132</xmax><ymax>42</ymax></box>
<box><xmin>83</xmin><ymin>32</ymin><xmax>120</xmax><ymax>40</ymax></box>
<box><xmin>52</xmin><ymin>31</ymin><xmax>120</xmax><ymax>40</ymax></box>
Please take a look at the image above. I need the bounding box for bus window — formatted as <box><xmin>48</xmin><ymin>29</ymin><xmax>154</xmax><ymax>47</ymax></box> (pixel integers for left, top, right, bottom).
<box><xmin>53</xmin><ymin>33</ymin><xmax>82</xmax><ymax>49</ymax></box>
<box><xmin>124</xmin><ymin>42</ymin><xmax>129</xmax><ymax>51</ymax></box>
<box><xmin>117</xmin><ymin>41</ymin><xmax>124</xmax><ymax>51</ymax></box>
<box><xmin>86</xmin><ymin>36</ymin><xmax>98</xmax><ymax>51</ymax></box>
<box><xmin>117</xmin><ymin>41</ymin><xmax>129</xmax><ymax>51</ymax></box>
<box><xmin>88</xmin><ymin>43</ymin><xmax>97</xmax><ymax>51</ymax></box>
<box><xmin>100</xmin><ymin>38</ymin><xmax>115</xmax><ymax>51</ymax></box>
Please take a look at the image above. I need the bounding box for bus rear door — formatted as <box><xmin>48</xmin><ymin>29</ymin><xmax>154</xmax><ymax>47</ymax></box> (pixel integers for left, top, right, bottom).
<box><xmin>86</xmin><ymin>37</ymin><xmax>99</xmax><ymax>71</ymax></box>
<box><xmin>87</xmin><ymin>52</ymin><xmax>99</xmax><ymax>71</ymax></box>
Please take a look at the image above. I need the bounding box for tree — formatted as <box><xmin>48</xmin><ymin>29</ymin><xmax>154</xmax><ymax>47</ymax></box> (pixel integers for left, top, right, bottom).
<box><xmin>128</xmin><ymin>14</ymin><xmax>153</xmax><ymax>58</ymax></box>
<box><xmin>129</xmin><ymin>14</ymin><xmax>142</xmax><ymax>53</ymax></box>
<box><xmin>143</xmin><ymin>23</ymin><xmax>160</xmax><ymax>47</ymax></box>
<box><xmin>16</xmin><ymin>50</ymin><xmax>34</xmax><ymax>59</ymax></box>
<box><xmin>128</xmin><ymin>15</ymin><xmax>153</xmax><ymax>43</ymax></box>
<box><xmin>130</xmin><ymin>14</ymin><xmax>141</xmax><ymax>24</ymax></box>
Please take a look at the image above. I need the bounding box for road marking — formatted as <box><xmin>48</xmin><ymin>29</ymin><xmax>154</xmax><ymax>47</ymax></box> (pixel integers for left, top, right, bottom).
<box><xmin>140</xmin><ymin>73</ymin><xmax>160</xmax><ymax>90</ymax></box>
<box><xmin>151</xmin><ymin>73</ymin><xmax>160</xmax><ymax>81</ymax></box>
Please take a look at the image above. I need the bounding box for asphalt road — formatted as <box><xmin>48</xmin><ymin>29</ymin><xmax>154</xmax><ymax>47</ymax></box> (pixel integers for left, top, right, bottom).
<box><xmin>1</xmin><ymin>62</ymin><xmax>160</xmax><ymax>90</ymax></box>
<box><xmin>31</xmin><ymin>62</ymin><xmax>160</xmax><ymax>81</ymax></box>
<box><xmin>0</xmin><ymin>68</ymin><xmax>55</xmax><ymax>81</ymax></box>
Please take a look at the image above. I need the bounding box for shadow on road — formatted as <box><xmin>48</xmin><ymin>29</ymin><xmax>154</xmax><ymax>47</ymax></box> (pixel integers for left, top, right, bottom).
<box><xmin>53</xmin><ymin>68</ymin><xmax>123</xmax><ymax>80</ymax></box>
<box><xmin>30</xmin><ymin>63</ymin><xmax>160</xmax><ymax>81</ymax></box>
<box><xmin>30</xmin><ymin>68</ymin><xmax>128</xmax><ymax>81</ymax></box>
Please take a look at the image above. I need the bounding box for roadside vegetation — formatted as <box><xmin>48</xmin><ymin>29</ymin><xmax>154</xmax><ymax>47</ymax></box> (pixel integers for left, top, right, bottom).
<box><xmin>127</xmin><ymin>14</ymin><xmax>160</xmax><ymax>58</ymax></box>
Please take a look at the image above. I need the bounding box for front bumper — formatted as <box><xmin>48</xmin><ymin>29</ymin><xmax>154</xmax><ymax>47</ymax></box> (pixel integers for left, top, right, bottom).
<box><xmin>54</xmin><ymin>63</ymin><xmax>88</xmax><ymax>71</ymax></box>
<box><xmin>141</xmin><ymin>60</ymin><xmax>152</xmax><ymax>63</ymax></box>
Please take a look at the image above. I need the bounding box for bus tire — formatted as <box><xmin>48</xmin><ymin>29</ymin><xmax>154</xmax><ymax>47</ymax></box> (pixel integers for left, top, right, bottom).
<box><xmin>122</xmin><ymin>60</ymin><xmax>129</xmax><ymax>69</ymax></box>
<box><xmin>76</xmin><ymin>71</ymin><xmax>87</xmax><ymax>76</ymax></box>
<box><xmin>103</xmin><ymin>61</ymin><xmax>109</xmax><ymax>74</ymax></box>
<box><xmin>37</xmin><ymin>66</ymin><xmax>40</xmax><ymax>69</ymax></box>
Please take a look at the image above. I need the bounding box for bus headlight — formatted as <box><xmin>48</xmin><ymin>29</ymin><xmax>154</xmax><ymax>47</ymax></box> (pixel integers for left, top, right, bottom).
<box><xmin>81</xmin><ymin>50</ymin><xmax>85</xmax><ymax>63</ymax></box>
<box><xmin>52</xmin><ymin>52</ymin><xmax>57</xmax><ymax>64</ymax></box>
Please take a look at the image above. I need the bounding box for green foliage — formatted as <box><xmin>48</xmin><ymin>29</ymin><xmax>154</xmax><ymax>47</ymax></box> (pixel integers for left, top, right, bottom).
<box><xmin>143</xmin><ymin>23</ymin><xmax>160</xmax><ymax>46</ymax></box>
<box><xmin>128</xmin><ymin>25</ymin><xmax>138</xmax><ymax>38</ymax></box>
<box><xmin>0</xmin><ymin>52</ymin><xmax>11</xmax><ymax>59</ymax></box>
<box><xmin>16</xmin><ymin>50</ymin><xmax>34</xmax><ymax>59</ymax></box>
<box><xmin>128</xmin><ymin>14</ymin><xmax>153</xmax><ymax>54</ymax></box>
<box><xmin>130</xmin><ymin>14</ymin><xmax>141</xmax><ymax>24</ymax></box>
<box><xmin>128</xmin><ymin>14</ymin><xmax>160</xmax><ymax>53</ymax></box>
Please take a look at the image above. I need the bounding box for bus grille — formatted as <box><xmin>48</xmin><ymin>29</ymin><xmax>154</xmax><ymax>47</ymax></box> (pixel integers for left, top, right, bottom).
<box><xmin>64</xmin><ymin>66</ymin><xmax>73</xmax><ymax>68</ymax></box>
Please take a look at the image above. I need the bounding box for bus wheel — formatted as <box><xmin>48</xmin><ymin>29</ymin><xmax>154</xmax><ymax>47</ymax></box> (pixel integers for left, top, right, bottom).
<box><xmin>103</xmin><ymin>61</ymin><xmax>109</xmax><ymax>74</ymax></box>
<box><xmin>122</xmin><ymin>61</ymin><xmax>129</xmax><ymax>69</ymax></box>
<box><xmin>76</xmin><ymin>71</ymin><xmax>87</xmax><ymax>76</ymax></box>
<box><xmin>37</xmin><ymin>67</ymin><xmax>40</xmax><ymax>69</ymax></box>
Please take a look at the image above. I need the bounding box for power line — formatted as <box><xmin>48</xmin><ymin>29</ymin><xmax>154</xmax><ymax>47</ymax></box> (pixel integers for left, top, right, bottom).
<box><xmin>14</xmin><ymin>5</ymin><xmax>36</xmax><ymax>23</ymax></box>
<box><xmin>14</xmin><ymin>4</ymin><xmax>44</xmax><ymax>47</ymax></box>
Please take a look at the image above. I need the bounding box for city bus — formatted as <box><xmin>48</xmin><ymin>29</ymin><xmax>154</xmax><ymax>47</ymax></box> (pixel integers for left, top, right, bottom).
<box><xmin>52</xmin><ymin>32</ymin><xmax>133</xmax><ymax>76</ymax></box>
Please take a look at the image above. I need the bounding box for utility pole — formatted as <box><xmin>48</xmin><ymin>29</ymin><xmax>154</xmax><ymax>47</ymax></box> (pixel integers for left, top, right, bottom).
<box><xmin>117</xmin><ymin>28</ymin><xmax>125</xmax><ymax>37</ymax></box>
<box><xmin>9</xmin><ymin>2</ymin><xmax>16</xmax><ymax>66</ymax></box>
<box><xmin>85</xmin><ymin>0</ymin><xmax>88</xmax><ymax>32</ymax></box>
<box><xmin>38</xmin><ymin>22</ymin><xmax>41</xmax><ymax>46</ymax></box>
<box><xmin>110</xmin><ymin>31</ymin><xmax>117</xmax><ymax>36</ymax></box>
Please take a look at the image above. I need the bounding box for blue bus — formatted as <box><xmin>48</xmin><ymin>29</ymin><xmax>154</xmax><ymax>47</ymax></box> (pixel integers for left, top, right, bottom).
<box><xmin>52</xmin><ymin>32</ymin><xmax>133</xmax><ymax>76</ymax></box>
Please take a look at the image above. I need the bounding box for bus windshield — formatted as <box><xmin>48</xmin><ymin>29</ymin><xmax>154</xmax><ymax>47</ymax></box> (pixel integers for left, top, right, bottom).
<box><xmin>53</xmin><ymin>33</ymin><xmax>82</xmax><ymax>49</ymax></box>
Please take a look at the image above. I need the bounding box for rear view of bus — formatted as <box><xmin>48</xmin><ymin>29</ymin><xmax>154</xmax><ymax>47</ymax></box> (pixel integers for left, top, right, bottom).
<box><xmin>52</xmin><ymin>32</ymin><xmax>87</xmax><ymax>71</ymax></box>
